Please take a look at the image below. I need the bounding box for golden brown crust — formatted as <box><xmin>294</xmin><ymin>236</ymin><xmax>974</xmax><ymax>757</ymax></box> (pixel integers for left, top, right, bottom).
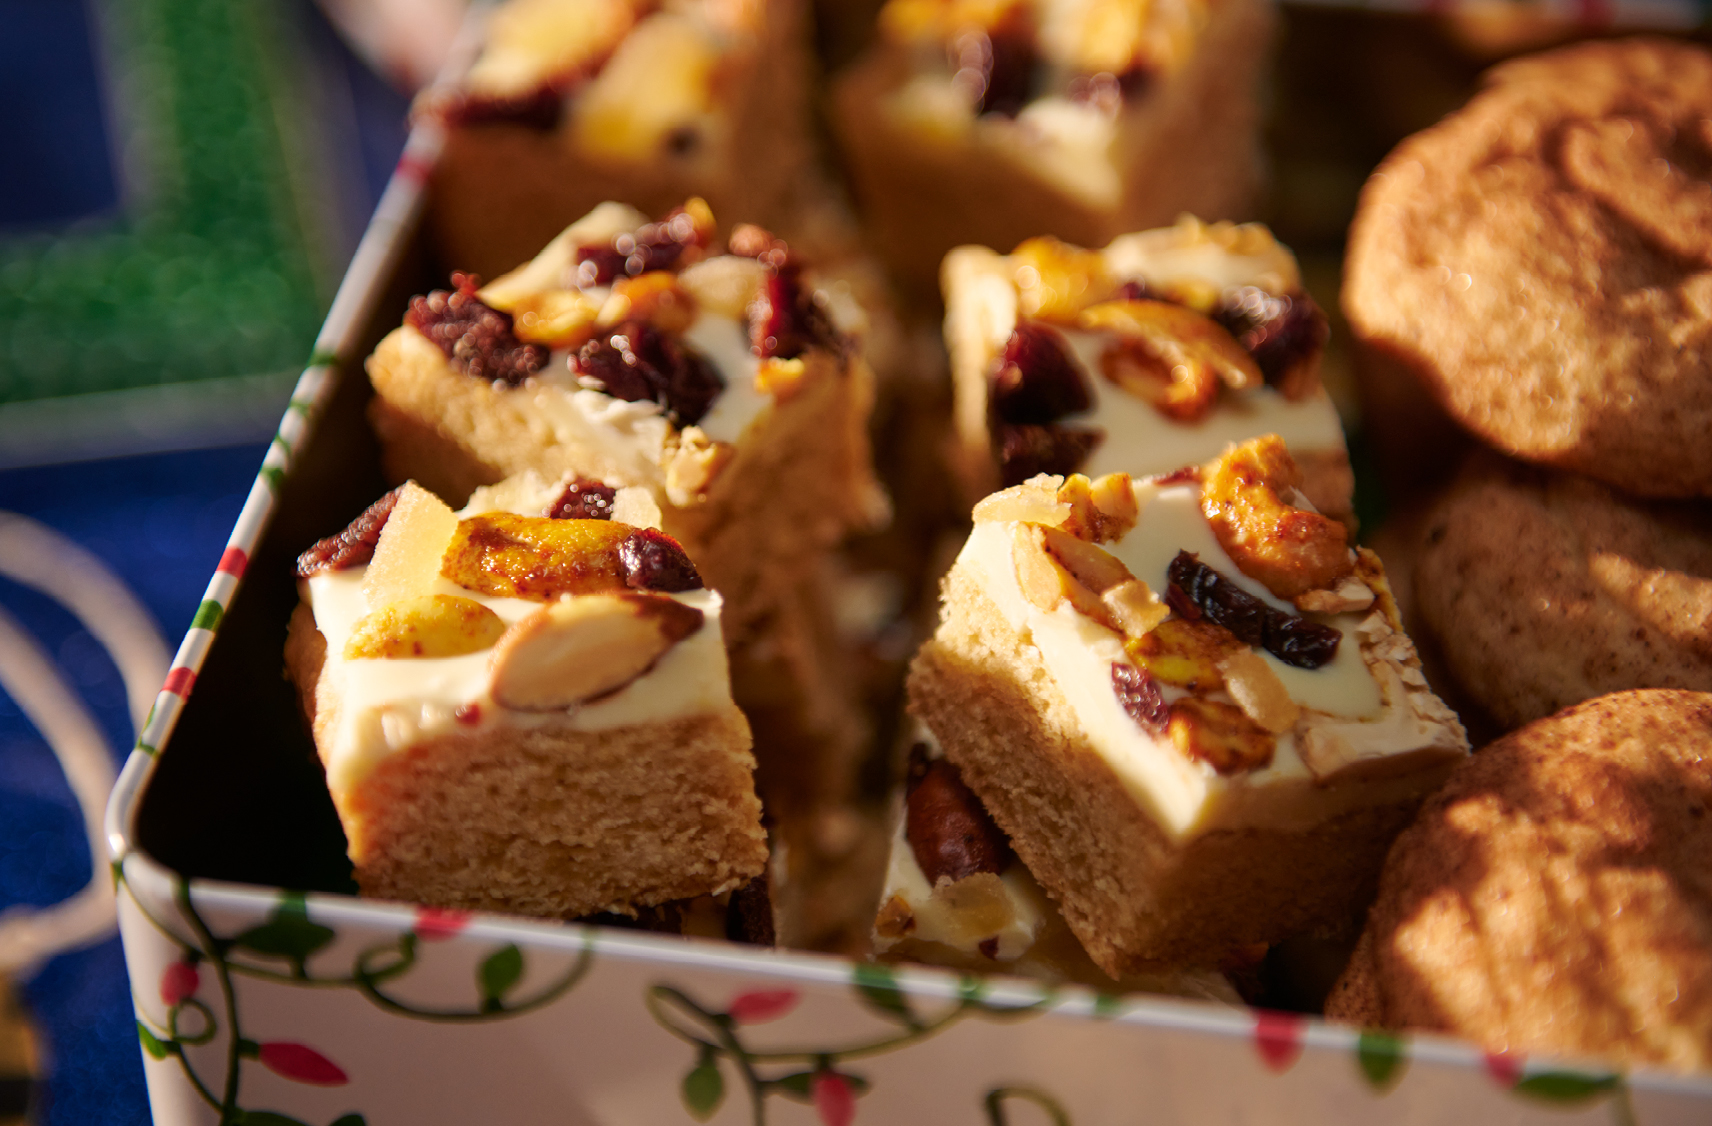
<box><xmin>1345</xmin><ymin>37</ymin><xmax>1712</xmax><ymax>498</ymax></box>
<box><xmin>284</xmin><ymin>599</ymin><xmax>767</xmax><ymax>918</ymax></box>
<box><xmin>1326</xmin><ymin>690</ymin><xmax>1712</xmax><ymax>1072</ymax></box>
<box><xmin>1414</xmin><ymin>451</ymin><xmax>1712</xmax><ymax>731</ymax></box>
<box><xmin>907</xmin><ymin>563</ymin><xmax>1445</xmax><ymax>972</ymax></box>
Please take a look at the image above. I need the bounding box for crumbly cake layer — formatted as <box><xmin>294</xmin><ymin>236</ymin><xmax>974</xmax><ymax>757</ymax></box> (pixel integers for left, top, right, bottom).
<box><xmin>287</xmin><ymin>602</ymin><xmax>768</xmax><ymax>917</ymax></box>
<box><xmin>908</xmin><ymin>565</ymin><xmax>1445</xmax><ymax>972</ymax></box>
<box><xmin>366</xmin><ymin>325</ymin><xmax>882</xmax><ymax>646</ymax></box>
<box><xmin>428</xmin><ymin>0</ymin><xmax>816</xmax><ymax>280</ymax></box>
<box><xmin>832</xmin><ymin>0</ymin><xmax>1271</xmax><ymax>297</ymax></box>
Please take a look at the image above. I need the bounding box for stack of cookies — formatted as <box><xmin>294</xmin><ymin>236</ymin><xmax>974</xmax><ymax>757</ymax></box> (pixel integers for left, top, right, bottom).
<box><xmin>1335</xmin><ymin>37</ymin><xmax>1712</xmax><ymax>1070</ymax></box>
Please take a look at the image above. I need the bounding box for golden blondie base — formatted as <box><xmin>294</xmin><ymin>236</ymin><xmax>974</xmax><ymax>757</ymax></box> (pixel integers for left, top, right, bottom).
<box><xmin>286</xmin><ymin>604</ymin><xmax>768</xmax><ymax>918</ymax></box>
<box><xmin>365</xmin><ymin>325</ymin><xmax>884</xmax><ymax>646</ymax></box>
<box><xmin>907</xmin><ymin>566</ymin><xmax>1444</xmax><ymax>974</ymax></box>
<box><xmin>831</xmin><ymin>0</ymin><xmax>1272</xmax><ymax>299</ymax></box>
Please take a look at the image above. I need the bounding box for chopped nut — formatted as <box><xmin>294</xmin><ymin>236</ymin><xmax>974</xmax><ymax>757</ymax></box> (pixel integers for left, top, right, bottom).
<box><xmin>1101</xmin><ymin>579</ymin><xmax>1169</xmax><ymax>638</ymax></box>
<box><xmin>604</xmin><ymin>272</ymin><xmax>696</xmax><ymax>333</ymax></box>
<box><xmin>973</xmin><ymin>477</ymin><xmax>1072</xmax><ymax>526</ymax></box>
<box><xmin>343</xmin><ymin>594</ymin><xmax>506</xmax><ymax>660</ymax></box>
<box><xmin>1217</xmin><ymin>648</ymin><xmax>1300</xmax><ymax>734</ymax></box>
<box><xmin>1128</xmin><ymin>618</ymin><xmax>1240</xmax><ymax>689</ymax></box>
<box><xmin>874</xmin><ymin>894</ymin><xmax>915</xmax><ymax>939</ymax></box>
<box><xmin>507</xmin><ymin>289</ymin><xmax>603</xmax><ymax>348</ymax></box>
<box><xmin>1353</xmin><ymin>546</ymin><xmax>1403</xmax><ymax>633</ymax></box>
<box><xmin>1083</xmin><ymin>298</ymin><xmax>1262</xmax><ymax>406</ymax></box>
<box><xmin>1294</xmin><ymin>576</ymin><xmax>1375</xmax><ymax>614</ymax></box>
<box><xmin>755</xmin><ymin>356</ymin><xmax>809</xmax><ymax>401</ymax></box>
<box><xmin>677</xmin><ymin>254</ymin><xmax>766</xmax><ymax>318</ymax></box>
<box><xmin>363</xmin><ymin>482</ymin><xmax>459</xmax><ymax>611</ymax></box>
<box><xmin>1013</xmin><ymin>523</ymin><xmax>1072</xmax><ymax>612</ymax></box>
<box><xmin>1200</xmin><ymin>435</ymin><xmax>1352</xmax><ymax>600</ymax></box>
<box><xmin>489</xmin><ymin>591</ymin><xmax>703</xmax><ymax>710</ymax></box>
<box><xmin>611</xmin><ymin>486</ymin><xmax>662</xmax><ymax>529</ymax></box>
<box><xmin>1040</xmin><ymin>525</ymin><xmax>1132</xmax><ymax>594</ymax></box>
<box><xmin>1011</xmin><ymin>236</ymin><xmax>1113</xmax><ymax>322</ymax></box>
<box><xmin>665</xmin><ymin>427</ymin><xmax>734</xmax><ymax>506</ymax></box>
<box><xmin>1055</xmin><ymin>472</ymin><xmax>1136</xmax><ymax>542</ymax></box>
<box><xmin>1168</xmin><ymin>697</ymin><xmax>1276</xmax><ymax>774</ymax></box>
<box><xmin>1099</xmin><ymin>333</ymin><xmax>1219</xmax><ymax>422</ymax></box>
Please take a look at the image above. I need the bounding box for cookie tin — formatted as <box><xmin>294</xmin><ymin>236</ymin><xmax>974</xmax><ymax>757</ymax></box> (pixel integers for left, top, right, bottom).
<box><xmin>106</xmin><ymin>73</ymin><xmax>1712</xmax><ymax>1126</ymax></box>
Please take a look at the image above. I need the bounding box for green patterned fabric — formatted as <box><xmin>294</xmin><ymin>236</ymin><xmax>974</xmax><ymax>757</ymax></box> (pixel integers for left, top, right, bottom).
<box><xmin>0</xmin><ymin>0</ymin><xmax>326</xmax><ymax>407</ymax></box>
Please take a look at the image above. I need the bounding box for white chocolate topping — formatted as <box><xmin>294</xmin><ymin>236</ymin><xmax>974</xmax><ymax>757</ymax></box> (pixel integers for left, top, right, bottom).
<box><xmin>305</xmin><ymin>479</ymin><xmax>735</xmax><ymax>803</ymax></box>
<box><xmin>956</xmin><ymin>478</ymin><xmax>1467</xmax><ymax>840</ymax></box>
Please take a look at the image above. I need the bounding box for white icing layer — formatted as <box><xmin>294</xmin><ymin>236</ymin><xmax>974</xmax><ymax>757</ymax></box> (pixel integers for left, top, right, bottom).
<box><xmin>957</xmin><ymin>480</ymin><xmax>1461</xmax><ymax>840</ymax></box>
<box><xmin>306</xmin><ymin>491</ymin><xmax>734</xmax><ymax>803</ymax></box>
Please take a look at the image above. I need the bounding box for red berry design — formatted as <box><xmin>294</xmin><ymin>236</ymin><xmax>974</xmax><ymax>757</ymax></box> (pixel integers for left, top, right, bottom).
<box><xmin>1485</xmin><ymin>1051</ymin><xmax>1523</xmax><ymax>1088</ymax></box>
<box><xmin>813</xmin><ymin>1071</ymin><xmax>855</xmax><ymax>1126</ymax></box>
<box><xmin>414</xmin><ymin>906</ymin><xmax>472</xmax><ymax>941</ymax></box>
<box><xmin>159</xmin><ymin>960</ymin><xmax>199</xmax><ymax>1006</ymax></box>
<box><xmin>258</xmin><ymin>1042</ymin><xmax>348</xmax><ymax>1086</ymax></box>
<box><xmin>1253</xmin><ymin>1009</ymin><xmax>1305</xmax><ymax>1073</ymax></box>
<box><xmin>726</xmin><ymin>989</ymin><xmax>799</xmax><ymax>1025</ymax></box>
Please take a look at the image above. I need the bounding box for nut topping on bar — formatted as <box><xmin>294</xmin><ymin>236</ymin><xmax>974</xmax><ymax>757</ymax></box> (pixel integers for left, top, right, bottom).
<box><xmin>343</xmin><ymin>594</ymin><xmax>507</xmax><ymax>661</ymax></box>
<box><xmin>1011</xmin><ymin>237</ymin><xmax>1113</xmax><ymax>322</ymax></box>
<box><xmin>489</xmin><ymin>591</ymin><xmax>704</xmax><ymax>711</ymax></box>
<box><xmin>406</xmin><ymin>273</ymin><xmax>550</xmax><ymax>386</ymax></box>
<box><xmin>1083</xmin><ymin>300</ymin><xmax>1262</xmax><ymax>423</ymax></box>
<box><xmin>295</xmin><ymin>486</ymin><xmax>404</xmax><ymax>577</ymax></box>
<box><xmin>1128</xmin><ymin>618</ymin><xmax>1240</xmax><ymax>690</ymax></box>
<box><xmin>1168</xmin><ymin>697</ymin><xmax>1276</xmax><ymax>774</ymax></box>
<box><xmin>441</xmin><ymin>513</ymin><xmax>634</xmax><ymax>599</ymax></box>
<box><xmin>906</xmin><ymin>753</ymin><xmax>1013</xmax><ymax>885</ymax></box>
<box><xmin>1201</xmin><ymin>435</ymin><xmax>1351</xmax><ymax>600</ymax></box>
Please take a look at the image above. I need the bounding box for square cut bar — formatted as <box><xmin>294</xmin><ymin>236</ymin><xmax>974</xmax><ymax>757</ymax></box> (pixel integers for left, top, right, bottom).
<box><xmin>942</xmin><ymin>216</ymin><xmax>1351</xmax><ymax>523</ymax></box>
<box><xmin>421</xmin><ymin>0</ymin><xmax>818</xmax><ymax>280</ymax></box>
<box><xmin>365</xmin><ymin>200</ymin><xmax>887</xmax><ymax>651</ymax></box>
<box><xmin>285</xmin><ymin>473</ymin><xmax>768</xmax><ymax>918</ymax></box>
<box><xmin>832</xmin><ymin>0</ymin><xmax>1272</xmax><ymax>296</ymax></box>
<box><xmin>907</xmin><ymin>458</ymin><xmax>1468</xmax><ymax>973</ymax></box>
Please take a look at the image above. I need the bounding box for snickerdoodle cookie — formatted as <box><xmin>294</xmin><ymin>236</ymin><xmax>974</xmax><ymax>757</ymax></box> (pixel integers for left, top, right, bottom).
<box><xmin>1326</xmin><ymin>690</ymin><xmax>1712</xmax><ymax>1072</ymax></box>
<box><xmin>1345</xmin><ymin>38</ymin><xmax>1712</xmax><ymax>499</ymax></box>
<box><xmin>1413</xmin><ymin>451</ymin><xmax>1712</xmax><ymax>730</ymax></box>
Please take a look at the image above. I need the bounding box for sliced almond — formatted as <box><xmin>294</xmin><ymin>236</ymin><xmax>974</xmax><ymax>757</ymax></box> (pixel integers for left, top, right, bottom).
<box><xmin>611</xmin><ymin>486</ymin><xmax>663</xmax><ymax>530</ymax></box>
<box><xmin>1013</xmin><ymin>523</ymin><xmax>1068</xmax><ymax>612</ymax></box>
<box><xmin>1013</xmin><ymin>523</ymin><xmax>1128</xmax><ymax>625</ymax></box>
<box><xmin>1040</xmin><ymin>525</ymin><xmax>1131</xmax><ymax>594</ymax></box>
<box><xmin>1217</xmin><ymin>649</ymin><xmax>1301</xmax><ymax>734</ymax></box>
<box><xmin>363</xmin><ymin>481</ymin><xmax>458</xmax><ymax>611</ymax></box>
<box><xmin>344</xmin><ymin>594</ymin><xmax>506</xmax><ymax>660</ymax></box>
<box><xmin>1101</xmin><ymin>579</ymin><xmax>1168</xmax><ymax>638</ymax></box>
<box><xmin>489</xmin><ymin>591</ymin><xmax>703</xmax><ymax>710</ymax></box>
<box><xmin>972</xmin><ymin>477</ymin><xmax>1070</xmax><ymax>526</ymax></box>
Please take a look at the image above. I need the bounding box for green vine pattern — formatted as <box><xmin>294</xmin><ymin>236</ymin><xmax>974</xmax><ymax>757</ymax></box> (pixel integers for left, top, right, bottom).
<box><xmin>648</xmin><ymin>963</ymin><xmax>1069</xmax><ymax>1125</ymax></box>
<box><xmin>124</xmin><ymin>870</ymin><xmax>592</xmax><ymax>1126</ymax></box>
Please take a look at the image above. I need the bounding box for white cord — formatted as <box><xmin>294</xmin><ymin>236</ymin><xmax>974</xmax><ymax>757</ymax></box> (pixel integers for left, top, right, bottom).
<box><xmin>0</xmin><ymin>511</ymin><xmax>171</xmax><ymax>977</ymax></box>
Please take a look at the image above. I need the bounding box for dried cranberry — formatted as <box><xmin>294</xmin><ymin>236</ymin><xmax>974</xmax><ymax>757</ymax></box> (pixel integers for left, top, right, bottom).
<box><xmin>996</xmin><ymin>423</ymin><xmax>1102</xmax><ymax>486</ymax></box>
<box><xmin>295</xmin><ymin>487</ymin><xmax>403</xmax><ymax>577</ymax></box>
<box><xmin>572</xmin><ymin>319</ymin><xmax>723</xmax><ymax>426</ymax></box>
<box><xmin>1111</xmin><ymin>662</ymin><xmax>1170</xmax><ymax>734</ymax></box>
<box><xmin>1113</xmin><ymin>279</ymin><xmax>1153</xmax><ymax>302</ymax></box>
<box><xmin>406</xmin><ymin>273</ymin><xmax>548</xmax><ymax>386</ymax></box>
<box><xmin>748</xmin><ymin>262</ymin><xmax>839</xmax><ymax>360</ymax></box>
<box><xmin>573</xmin><ymin>207</ymin><xmax>710</xmax><ymax>287</ymax></box>
<box><xmin>1165</xmin><ymin>552</ymin><xmax>1341</xmax><ymax>669</ymax></box>
<box><xmin>991</xmin><ymin>322</ymin><xmax>1091</xmax><ymax>424</ymax></box>
<box><xmin>906</xmin><ymin>758</ymin><xmax>1012</xmax><ymax>885</ymax></box>
<box><xmin>454</xmin><ymin>703</ymin><xmax>482</xmax><ymax>725</ymax></box>
<box><xmin>978</xmin><ymin>937</ymin><xmax>1001</xmax><ymax>960</ymax></box>
<box><xmin>618</xmin><ymin>527</ymin><xmax>703</xmax><ymax>592</ymax></box>
<box><xmin>1213</xmin><ymin>288</ymin><xmax>1329</xmax><ymax>390</ymax></box>
<box><xmin>547</xmin><ymin>478</ymin><xmax>617</xmax><ymax>520</ymax></box>
<box><xmin>443</xmin><ymin>86</ymin><xmax>564</xmax><ymax>130</ymax></box>
<box><xmin>949</xmin><ymin>9</ymin><xmax>1038</xmax><ymax>117</ymax></box>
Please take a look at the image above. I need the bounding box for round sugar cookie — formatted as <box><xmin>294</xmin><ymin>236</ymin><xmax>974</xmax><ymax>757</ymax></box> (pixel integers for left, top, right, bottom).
<box><xmin>1345</xmin><ymin>38</ymin><xmax>1712</xmax><ymax>498</ymax></box>
<box><xmin>1413</xmin><ymin>452</ymin><xmax>1712</xmax><ymax>731</ymax></box>
<box><xmin>1326</xmin><ymin>689</ymin><xmax>1712</xmax><ymax>1071</ymax></box>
